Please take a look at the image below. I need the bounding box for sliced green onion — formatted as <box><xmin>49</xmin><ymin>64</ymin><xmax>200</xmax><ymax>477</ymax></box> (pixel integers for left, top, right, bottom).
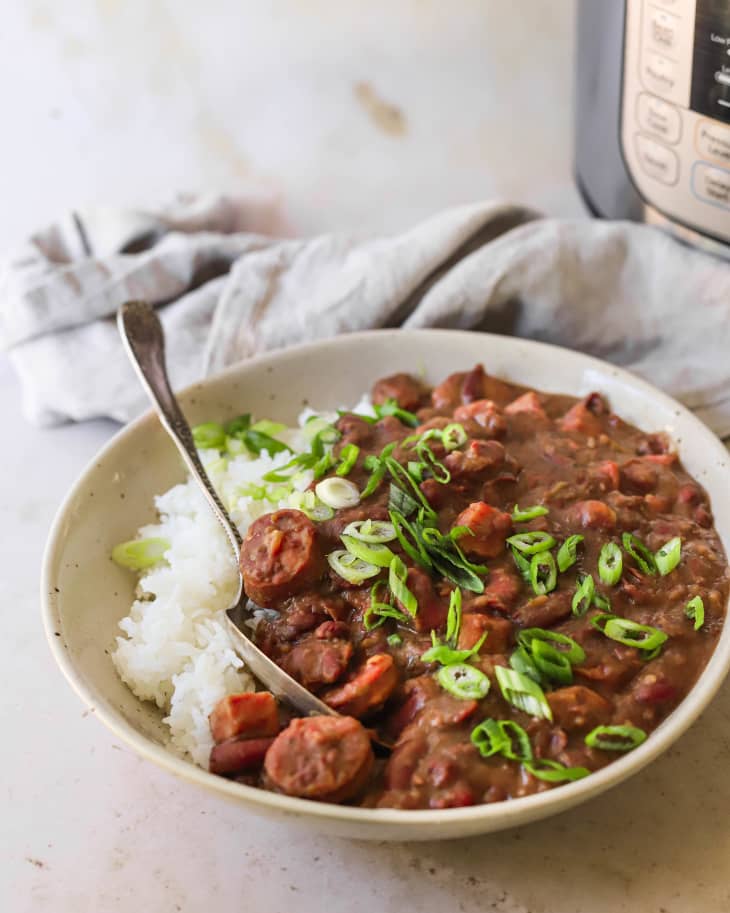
<box><xmin>422</xmin><ymin>632</ymin><xmax>486</xmax><ymax>666</ymax></box>
<box><xmin>387</xmin><ymin>633</ymin><xmax>403</xmax><ymax>647</ymax></box>
<box><xmin>591</xmin><ymin>613</ymin><xmax>668</xmax><ymax>652</ymax></box>
<box><xmin>442</xmin><ymin>423</ymin><xmax>467</xmax><ymax>451</ymax></box>
<box><xmin>531</xmin><ymin>640</ymin><xmax>573</xmax><ymax>685</ymax></box>
<box><xmin>524</xmin><ymin>759</ymin><xmax>589</xmax><ymax>782</ymax></box>
<box><xmin>509</xmin><ymin>645</ymin><xmax>543</xmax><ymax>684</ymax></box>
<box><xmin>388</xmin><ymin>481</ymin><xmax>419</xmax><ymax>517</ymax></box>
<box><xmin>529</xmin><ymin>551</ymin><xmax>557</xmax><ymax>595</ymax></box>
<box><xmin>111</xmin><ymin>537</ymin><xmax>170</xmax><ymax>570</ymax></box>
<box><xmin>389</xmin><ymin>555</ymin><xmax>418</xmax><ymax>616</ymax></box>
<box><xmin>250</xmin><ymin>419</ymin><xmax>286</xmax><ymax>436</ymax></box>
<box><xmin>389</xmin><ymin>509</ymin><xmax>433</xmax><ymax>569</ymax></box>
<box><xmin>512</xmin><ymin>504</ymin><xmax>549</xmax><ymax>522</ymax></box>
<box><xmin>654</xmin><ymin>536</ymin><xmax>682</xmax><ymax>576</ymax></box>
<box><xmin>517</xmin><ymin>628</ymin><xmax>586</xmax><ymax>665</ymax></box>
<box><xmin>593</xmin><ymin>592</ymin><xmax>612</xmax><ymax>612</ymax></box>
<box><xmin>373</xmin><ymin>398</ymin><xmax>419</xmax><ymax>427</ymax></box>
<box><xmin>415</xmin><ymin>441</ymin><xmax>451</xmax><ymax>484</ymax></box>
<box><xmin>557</xmin><ymin>534</ymin><xmax>584</xmax><ymax>572</ymax></box>
<box><xmin>470</xmin><ymin>719</ymin><xmax>507</xmax><ymax>758</ymax></box>
<box><xmin>598</xmin><ymin>542</ymin><xmax>623</xmax><ymax>586</ymax></box>
<box><xmin>407</xmin><ymin>461</ymin><xmax>425</xmax><ymax>482</ymax></box>
<box><xmin>585</xmin><ymin>724</ymin><xmax>647</xmax><ymax>752</ymax></box>
<box><xmin>288</xmin><ymin>490</ymin><xmax>334</xmax><ymax>521</ymax></box>
<box><xmin>495</xmin><ymin>666</ymin><xmax>553</xmax><ymax>720</ymax></box>
<box><xmin>192</xmin><ymin>422</ymin><xmax>226</xmax><ymax>450</ymax></box>
<box><xmin>335</xmin><ymin>443</ymin><xmax>360</xmax><ymax>477</ymax></box>
<box><xmin>327</xmin><ymin>549</ymin><xmax>381</xmax><ymax>585</ymax></box>
<box><xmin>572</xmin><ymin>573</ymin><xmax>595</xmax><ymax>616</ymax></box>
<box><xmin>302</xmin><ymin>416</ymin><xmax>340</xmax><ymax>443</ymax></box>
<box><xmin>685</xmin><ymin>595</ymin><xmax>705</xmax><ymax>631</ymax></box>
<box><xmin>341</xmin><ymin>519</ymin><xmax>396</xmax><ymax>543</ymax></box>
<box><xmin>363</xmin><ymin>581</ymin><xmax>410</xmax><ymax>630</ymax></box>
<box><xmin>225</xmin><ymin>435</ymin><xmax>247</xmax><ymax>456</ymax></box>
<box><xmin>315</xmin><ymin>477</ymin><xmax>360</xmax><ymax>509</ymax></box>
<box><xmin>341</xmin><ymin>534</ymin><xmax>395</xmax><ymax>568</ymax></box>
<box><xmin>622</xmin><ymin>532</ymin><xmax>657</xmax><ymax>575</ymax></box>
<box><xmin>506</xmin><ymin>531</ymin><xmax>556</xmax><ymax>555</ymax></box>
<box><xmin>385</xmin><ymin>456</ymin><xmax>437</xmax><ymax>522</ymax></box>
<box><xmin>445</xmin><ymin>587</ymin><xmax>462</xmax><ymax>645</ymax></box>
<box><xmin>436</xmin><ymin>663</ymin><xmax>490</xmax><ymax>700</ymax></box>
<box><xmin>224</xmin><ymin>414</ymin><xmax>251</xmax><ymax>435</ymax></box>
<box><xmin>361</xmin><ymin>443</ymin><xmax>397</xmax><ymax>499</ymax></box>
<box><xmin>241</xmin><ymin>428</ymin><xmax>291</xmax><ymax>457</ymax></box>
<box><xmin>511</xmin><ymin>546</ymin><xmax>532</xmax><ymax>583</ymax></box>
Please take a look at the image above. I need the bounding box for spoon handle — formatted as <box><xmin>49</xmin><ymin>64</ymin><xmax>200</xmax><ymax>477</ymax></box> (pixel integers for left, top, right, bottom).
<box><xmin>117</xmin><ymin>301</ymin><xmax>242</xmax><ymax>559</ymax></box>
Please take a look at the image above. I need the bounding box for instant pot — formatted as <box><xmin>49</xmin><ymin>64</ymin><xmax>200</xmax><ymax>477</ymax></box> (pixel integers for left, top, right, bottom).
<box><xmin>575</xmin><ymin>0</ymin><xmax>730</xmax><ymax>258</ymax></box>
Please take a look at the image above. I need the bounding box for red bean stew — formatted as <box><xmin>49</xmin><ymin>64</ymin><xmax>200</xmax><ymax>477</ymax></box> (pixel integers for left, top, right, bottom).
<box><xmin>208</xmin><ymin>365</ymin><xmax>729</xmax><ymax>809</ymax></box>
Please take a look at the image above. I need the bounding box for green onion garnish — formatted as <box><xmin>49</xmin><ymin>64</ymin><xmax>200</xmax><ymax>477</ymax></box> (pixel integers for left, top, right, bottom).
<box><xmin>389</xmin><ymin>509</ymin><xmax>433</xmax><ymax>569</ymax></box>
<box><xmin>529</xmin><ymin>551</ymin><xmax>557</xmax><ymax>595</ymax></box>
<box><xmin>495</xmin><ymin>666</ymin><xmax>553</xmax><ymax>720</ymax></box>
<box><xmin>571</xmin><ymin>573</ymin><xmax>595</xmax><ymax>616</ymax></box>
<box><xmin>598</xmin><ymin>541</ymin><xmax>623</xmax><ymax>586</ymax></box>
<box><xmin>327</xmin><ymin>549</ymin><xmax>381</xmax><ymax>585</ymax></box>
<box><xmin>335</xmin><ymin>443</ymin><xmax>360</xmax><ymax>477</ymax></box>
<box><xmin>422</xmin><ymin>632</ymin><xmax>487</xmax><ymax>667</ymax></box>
<box><xmin>363</xmin><ymin>580</ymin><xmax>409</xmax><ymax>630</ymax></box>
<box><xmin>315</xmin><ymin>477</ymin><xmax>360</xmax><ymax>509</ymax></box>
<box><xmin>388</xmin><ymin>481</ymin><xmax>419</xmax><ymax>517</ymax></box>
<box><xmin>471</xmin><ymin>718</ymin><xmax>533</xmax><ymax>761</ymax></box>
<box><xmin>373</xmin><ymin>398</ymin><xmax>419</xmax><ymax>427</ymax></box>
<box><xmin>506</xmin><ymin>531</ymin><xmax>556</xmax><ymax>555</ymax></box>
<box><xmin>517</xmin><ymin>628</ymin><xmax>586</xmax><ymax>664</ymax></box>
<box><xmin>509</xmin><ymin>645</ymin><xmax>543</xmax><ymax>684</ymax></box>
<box><xmin>224</xmin><ymin>414</ymin><xmax>251</xmax><ymax>435</ymax></box>
<box><xmin>592</xmin><ymin>592</ymin><xmax>612</xmax><ymax>612</ymax></box>
<box><xmin>685</xmin><ymin>595</ymin><xmax>705</xmax><ymax>631</ymax></box>
<box><xmin>341</xmin><ymin>535</ymin><xmax>395</xmax><ymax>568</ymax></box>
<box><xmin>239</xmin><ymin>428</ymin><xmax>291</xmax><ymax>457</ymax></box>
<box><xmin>622</xmin><ymin>532</ymin><xmax>657</xmax><ymax>575</ymax></box>
<box><xmin>341</xmin><ymin>519</ymin><xmax>396</xmax><ymax>543</ymax></box>
<box><xmin>250</xmin><ymin>419</ymin><xmax>287</xmax><ymax>437</ymax></box>
<box><xmin>512</xmin><ymin>504</ymin><xmax>549</xmax><ymax>522</ymax></box>
<box><xmin>585</xmin><ymin>724</ymin><xmax>647</xmax><ymax>751</ymax></box>
<box><xmin>415</xmin><ymin>440</ymin><xmax>450</xmax><ymax>484</ymax></box>
<box><xmin>591</xmin><ymin>613</ymin><xmax>668</xmax><ymax>652</ymax></box>
<box><xmin>445</xmin><ymin>587</ymin><xmax>462</xmax><ymax>645</ymax></box>
<box><xmin>288</xmin><ymin>490</ymin><xmax>334</xmax><ymax>521</ymax></box>
<box><xmin>111</xmin><ymin>537</ymin><xmax>170</xmax><ymax>570</ymax></box>
<box><xmin>192</xmin><ymin>422</ymin><xmax>226</xmax><ymax>451</ymax></box>
<box><xmin>557</xmin><ymin>534</ymin><xmax>584</xmax><ymax>572</ymax></box>
<box><xmin>442</xmin><ymin>423</ymin><xmax>467</xmax><ymax>450</ymax></box>
<box><xmin>361</xmin><ymin>442</ymin><xmax>397</xmax><ymax>499</ymax></box>
<box><xmin>389</xmin><ymin>555</ymin><xmax>418</xmax><ymax>616</ymax></box>
<box><xmin>511</xmin><ymin>546</ymin><xmax>532</xmax><ymax>583</ymax></box>
<box><xmin>654</xmin><ymin>536</ymin><xmax>682</xmax><ymax>576</ymax></box>
<box><xmin>436</xmin><ymin>663</ymin><xmax>490</xmax><ymax>700</ymax></box>
<box><xmin>387</xmin><ymin>633</ymin><xmax>403</xmax><ymax>647</ymax></box>
<box><xmin>523</xmin><ymin>759</ymin><xmax>589</xmax><ymax>782</ymax></box>
<box><xmin>385</xmin><ymin>457</ymin><xmax>437</xmax><ymax>522</ymax></box>
<box><xmin>530</xmin><ymin>640</ymin><xmax>573</xmax><ymax>685</ymax></box>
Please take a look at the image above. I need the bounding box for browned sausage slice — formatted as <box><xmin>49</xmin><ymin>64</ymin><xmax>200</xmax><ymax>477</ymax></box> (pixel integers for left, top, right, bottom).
<box><xmin>209</xmin><ymin>736</ymin><xmax>275</xmax><ymax>776</ymax></box>
<box><xmin>209</xmin><ymin>691</ymin><xmax>280</xmax><ymax>744</ymax></box>
<box><xmin>322</xmin><ymin>653</ymin><xmax>398</xmax><ymax>717</ymax></box>
<box><xmin>264</xmin><ymin>715</ymin><xmax>374</xmax><ymax>802</ymax></box>
<box><xmin>371</xmin><ymin>373</ymin><xmax>427</xmax><ymax>412</ymax></box>
<box><xmin>547</xmin><ymin>685</ymin><xmax>612</xmax><ymax>731</ymax></box>
<box><xmin>240</xmin><ymin>509</ymin><xmax>324</xmax><ymax>608</ymax></box>
<box><xmin>281</xmin><ymin>637</ymin><xmax>352</xmax><ymax>688</ymax></box>
<box><xmin>457</xmin><ymin>613</ymin><xmax>512</xmax><ymax>654</ymax></box>
<box><xmin>453</xmin><ymin>501</ymin><xmax>513</xmax><ymax>559</ymax></box>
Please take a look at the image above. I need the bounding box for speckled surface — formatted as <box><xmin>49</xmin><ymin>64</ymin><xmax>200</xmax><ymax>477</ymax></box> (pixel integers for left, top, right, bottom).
<box><xmin>3</xmin><ymin>2</ymin><xmax>730</xmax><ymax>912</ymax></box>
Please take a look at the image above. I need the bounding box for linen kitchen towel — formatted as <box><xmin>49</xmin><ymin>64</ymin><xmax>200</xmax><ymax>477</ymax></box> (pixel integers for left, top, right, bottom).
<box><xmin>1</xmin><ymin>193</ymin><xmax>729</xmax><ymax>439</ymax></box>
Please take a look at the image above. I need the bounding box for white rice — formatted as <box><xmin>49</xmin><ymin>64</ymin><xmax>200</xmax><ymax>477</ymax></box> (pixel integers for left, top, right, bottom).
<box><xmin>112</xmin><ymin>397</ymin><xmax>376</xmax><ymax>766</ymax></box>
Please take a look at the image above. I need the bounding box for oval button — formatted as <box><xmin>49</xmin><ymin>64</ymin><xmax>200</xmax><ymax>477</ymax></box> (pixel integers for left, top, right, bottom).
<box><xmin>641</xmin><ymin>51</ymin><xmax>680</xmax><ymax>99</ymax></box>
<box><xmin>692</xmin><ymin>162</ymin><xmax>730</xmax><ymax>209</ymax></box>
<box><xmin>634</xmin><ymin>134</ymin><xmax>680</xmax><ymax>185</ymax></box>
<box><xmin>696</xmin><ymin>119</ymin><xmax>730</xmax><ymax>166</ymax></box>
<box><xmin>637</xmin><ymin>93</ymin><xmax>682</xmax><ymax>144</ymax></box>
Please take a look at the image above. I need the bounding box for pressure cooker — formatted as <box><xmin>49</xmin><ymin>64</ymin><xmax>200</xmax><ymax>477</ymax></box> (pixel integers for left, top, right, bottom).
<box><xmin>575</xmin><ymin>0</ymin><xmax>730</xmax><ymax>258</ymax></box>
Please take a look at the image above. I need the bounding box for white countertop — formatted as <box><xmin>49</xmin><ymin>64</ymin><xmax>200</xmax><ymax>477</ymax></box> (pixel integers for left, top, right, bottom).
<box><xmin>3</xmin><ymin>3</ymin><xmax>730</xmax><ymax>912</ymax></box>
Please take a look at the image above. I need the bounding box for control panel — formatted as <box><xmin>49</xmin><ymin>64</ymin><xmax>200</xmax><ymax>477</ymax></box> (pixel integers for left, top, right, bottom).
<box><xmin>621</xmin><ymin>0</ymin><xmax>730</xmax><ymax>243</ymax></box>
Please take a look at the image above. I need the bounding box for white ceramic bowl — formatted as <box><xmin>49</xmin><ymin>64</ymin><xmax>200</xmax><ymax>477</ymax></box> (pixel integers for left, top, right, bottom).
<box><xmin>41</xmin><ymin>330</ymin><xmax>730</xmax><ymax>840</ymax></box>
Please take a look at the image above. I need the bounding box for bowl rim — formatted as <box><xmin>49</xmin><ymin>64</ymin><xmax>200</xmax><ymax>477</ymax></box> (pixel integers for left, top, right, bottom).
<box><xmin>41</xmin><ymin>328</ymin><xmax>730</xmax><ymax>830</ymax></box>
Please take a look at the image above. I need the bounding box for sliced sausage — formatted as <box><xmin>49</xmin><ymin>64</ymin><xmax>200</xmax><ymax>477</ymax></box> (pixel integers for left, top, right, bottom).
<box><xmin>514</xmin><ymin>591</ymin><xmax>572</xmax><ymax>627</ymax></box>
<box><xmin>559</xmin><ymin>395</ymin><xmax>605</xmax><ymax>435</ymax></box>
<box><xmin>457</xmin><ymin>613</ymin><xmax>513</xmax><ymax>654</ymax></box>
<box><xmin>464</xmin><ymin>568</ymin><xmax>522</xmax><ymax>615</ymax></box>
<box><xmin>504</xmin><ymin>391</ymin><xmax>548</xmax><ymax>421</ymax></box>
<box><xmin>445</xmin><ymin>440</ymin><xmax>507</xmax><ymax>478</ymax></box>
<box><xmin>371</xmin><ymin>373</ymin><xmax>427</xmax><ymax>412</ymax></box>
<box><xmin>264</xmin><ymin>715</ymin><xmax>374</xmax><ymax>802</ymax></box>
<box><xmin>240</xmin><ymin>510</ymin><xmax>324</xmax><ymax>608</ymax></box>
<box><xmin>209</xmin><ymin>736</ymin><xmax>275</xmax><ymax>776</ymax></box>
<box><xmin>209</xmin><ymin>691</ymin><xmax>280</xmax><ymax>744</ymax></box>
<box><xmin>453</xmin><ymin>501</ymin><xmax>513</xmax><ymax>559</ymax></box>
<box><xmin>570</xmin><ymin>499</ymin><xmax>617</xmax><ymax>530</ymax></box>
<box><xmin>322</xmin><ymin>653</ymin><xmax>399</xmax><ymax>717</ymax></box>
<box><xmin>399</xmin><ymin>567</ymin><xmax>448</xmax><ymax>632</ymax></box>
<box><xmin>335</xmin><ymin>413</ymin><xmax>376</xmax><ymax>447</ymax></box>
<box><xmin>547</xmin><ymin>686</ymin><xmax>613</xmax><ymax>732</ymax></box>
<box><xmin>281</xmin><ymin>636</ymin><xmax>353</xmax><ymax>688</ymax></box>
<box><xmin>453</xmin><ymin>400</ymin><xmax>507</xmax><ymax>438</ymax></box>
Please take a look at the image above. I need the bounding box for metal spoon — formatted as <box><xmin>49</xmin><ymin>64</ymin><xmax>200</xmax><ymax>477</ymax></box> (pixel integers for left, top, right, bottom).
<box><xmin>117</xmin><ymin>300</ymin><xmax>339</xmax><ymax>719</ymax></box>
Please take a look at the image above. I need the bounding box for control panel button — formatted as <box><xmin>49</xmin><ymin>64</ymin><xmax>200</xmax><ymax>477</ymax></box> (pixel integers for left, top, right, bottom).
<box><xmin>696</xmin><ymin>119</ymin><xmax>730</xmax><ymax>165</ymax></box>
<box><xmin>641</xmin><ymin>50</ymin><xmax>680</xmax><ymax>98</ymax></box>
<box><xmin>637</xmin><ymin>92</ymin><xmax>682</xmax><ymax>143</ymax></box>
<box><xmin>644</xmin><ymin>4</ymin><xmax>681</xmax><ymax>55</ymax></box>
<box><xmin>634</xmin><ymin>133</ymin><xmax>680</xmax><ymax>184</ymax></box>
<box><xmin>692</xmin><ymin>162</ymin><xmax>730</xmax><ymax>208</ymax></box>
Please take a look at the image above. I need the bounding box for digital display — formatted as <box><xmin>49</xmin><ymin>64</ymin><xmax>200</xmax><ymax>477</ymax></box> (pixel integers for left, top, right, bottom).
<box><xmin>691</xmin><ymin>0</ymin><xmax>730</xmax><ymax>123</ymax></box>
